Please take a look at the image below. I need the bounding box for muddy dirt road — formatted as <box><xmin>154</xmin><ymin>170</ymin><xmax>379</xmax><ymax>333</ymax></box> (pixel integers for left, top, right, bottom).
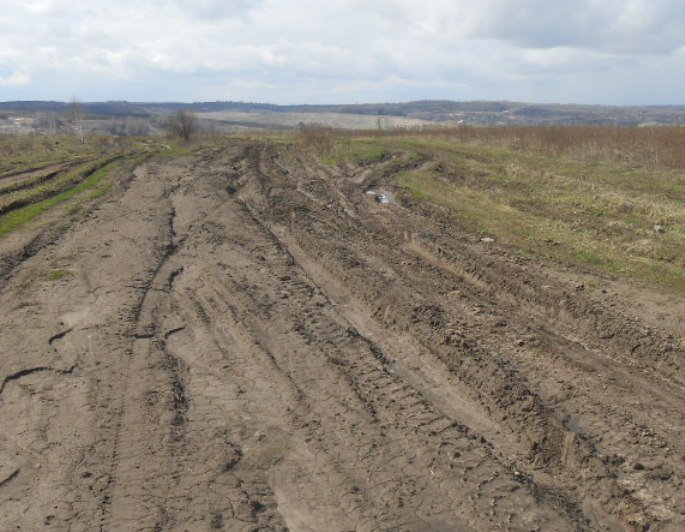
<box><xmin>0</xmin><ymin>142</ymin><xmax>683</xmax><ymax>531</ymax></box>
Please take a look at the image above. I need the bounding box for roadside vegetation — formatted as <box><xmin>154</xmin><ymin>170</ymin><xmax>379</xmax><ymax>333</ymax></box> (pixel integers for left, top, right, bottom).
<box><xmin>305</xmin><ymin>125</ymin><xmax>685</xmax><ymax>293</ymax></box>
<box><xmin>166</xmin><ymin>109</ymin><xmax>199</xmax><ymax>142</ymax></box>
<box><xmin>0</xmin><ymin>158</ymin><xmax>125</xmax><ymax>238</ymax></box>
<box><xmin>0</xmin><ymin>156</ymin><xmax>126</xmax><ymax>213</ymax></box>
<box><xmin>1</xmin><ymin>126</ymin><xmax>683</xmax><ymax>294</ymax></box>
<box><xmin>0</xmin><ymin>135</ymin><xmax>121</xmax><ymax>174</ymax></box>
<box><xmin>0</xmin><ymin>132</ymin><xmax>224</xmax><ymax>240</ymax></box>
<box><xmin>0</xmin><ymin>134</ymin><xmax>143</xmax><ymax>238</ymax></box>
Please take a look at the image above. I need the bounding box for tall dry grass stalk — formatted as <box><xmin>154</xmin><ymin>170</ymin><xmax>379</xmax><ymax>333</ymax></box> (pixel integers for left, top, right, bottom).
<box><xmin>332</xmin><ymin>125</ymin><xmax>685</xmax><ymax>170</ymax></box>
<box><xmin>297</xmin><ymin>125</ymin><xmax>351</xmax><ymax>153</ymax></box>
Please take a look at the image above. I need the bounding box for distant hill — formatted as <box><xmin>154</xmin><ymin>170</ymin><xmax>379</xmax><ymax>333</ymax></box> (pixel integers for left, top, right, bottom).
<box><xmin>3</xmin><ymin>100</ymin><xmax>685</xmax><ymax>133</ymax></box>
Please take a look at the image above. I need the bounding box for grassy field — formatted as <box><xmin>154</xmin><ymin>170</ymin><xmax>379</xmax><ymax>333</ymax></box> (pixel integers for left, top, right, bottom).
<box><xmin>0</xmin><ymin>133</ymin><xmax>223</xmax><ymax>239</ymax></box>
<box><xmin>0</xmin><ymin>135</ymin><xmax>121</xmax><ymax>175</ymax></box>
<box><xmin>0</xmin><ymin>134</ymin><xmax>151</xmax><ymax>238</ymax></box>
<box><xmin>0</xmin><ymin>159</ymin><xmax>125</xmax><ymax>238</ymax></box>
<box><xmin>313</xmin><ymin>127</ymin><xmax>685</xmax><ymax>293</ymax></box>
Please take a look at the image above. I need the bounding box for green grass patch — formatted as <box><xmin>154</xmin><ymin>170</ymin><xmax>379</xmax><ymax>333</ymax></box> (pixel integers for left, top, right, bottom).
<box><xmin>46</xmin><ymin>269</ymin><xmax>72</xmax><ymax>281</ymax></box>
<box><xmin>89</xmin><ymin>182</ymin><xmax>113</xmax><ymax>199</ymax></box>
<box><xmin>148</xmin><ymin>138</ymin><xmax>214</xmax><ymax>159</ymax></box>
<box><xmin>0</xmin><ymin>159</ymin><xmax>120</xmax><ymax>238</ymax></box>
<box><xmin>322</xmin><ymin>138</ymin><xmax>398</xmax><ymax>165</ymax></box>
<box><xmin>398</xmin><ymin>158</ymin><xmax>684</xmax><ymax>291</ymax></box>
<box><xmin>0</xmin><ymin>156</ymin><xmax>124</xmax><ymax>213</ymax></box>
<box><xmin>327</xmin><ymin>134</ymin><xmax>685</xmax><ymax>293</ymax></box>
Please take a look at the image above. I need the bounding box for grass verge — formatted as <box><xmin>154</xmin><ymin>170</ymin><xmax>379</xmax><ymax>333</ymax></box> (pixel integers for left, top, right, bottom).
<box><xmin>0</xmin><ymin>159</ymin><xmax>121</xmax><ymax>238</ymax></box>
<box><xmin>320</xmin><ymin>134</ymin><xmax>685</xmax><ymax>293</ymax></box>
<box><xmin>0</xmin><ymin>156</ymin><xmax>125</xmax><ymax>214</ymax></box>
<box><xmin>46</xmin><ymin>269</ymin><xmax>72</xmax><ymax>281</ymax></box>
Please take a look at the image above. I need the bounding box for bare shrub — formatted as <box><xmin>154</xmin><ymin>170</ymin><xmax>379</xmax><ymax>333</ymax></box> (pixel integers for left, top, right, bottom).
<box><xmin>69</xmin><ymin>100</ymin><xmax>85</xmax><ymax>144</ymax></box>
<box><xmin>167</xmin><ymin>109</ymin><xmax>198</xmax><ymax>142</ymax></box>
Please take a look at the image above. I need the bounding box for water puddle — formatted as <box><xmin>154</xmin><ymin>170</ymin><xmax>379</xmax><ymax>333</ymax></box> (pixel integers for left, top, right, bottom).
<box><xmin>364</xmin><ymin>187</ymin><xmax>393</xmax><ymax>204</ymax></box>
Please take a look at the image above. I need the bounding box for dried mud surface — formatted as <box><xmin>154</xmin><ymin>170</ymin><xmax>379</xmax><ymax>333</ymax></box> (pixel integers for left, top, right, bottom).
<box><xmin>0</xmin><ymin>142</ymin><xmax>683</xmax><ymax>531</ymax></box>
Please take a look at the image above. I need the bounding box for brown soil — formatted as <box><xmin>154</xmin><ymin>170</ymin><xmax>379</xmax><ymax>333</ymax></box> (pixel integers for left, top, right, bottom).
<box><xmin>0</xmin><ymin>141</ymin><xmax>683</xmax><ymax>531</ymax></box>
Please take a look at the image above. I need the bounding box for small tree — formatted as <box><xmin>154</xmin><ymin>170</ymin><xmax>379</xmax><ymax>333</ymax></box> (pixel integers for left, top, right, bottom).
<box><xmin>167</xmin><ymin>109</ymin><xmax>198</xmax><ymax>142</ymax></box>
<box><xmin>69</xmin><ymin>100</ymin><xmax>85</xmax><ymax>143</ymax></box>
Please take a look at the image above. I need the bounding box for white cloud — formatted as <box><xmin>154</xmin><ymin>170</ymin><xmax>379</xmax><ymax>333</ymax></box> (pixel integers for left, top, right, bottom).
<box><xmin>0</xmin><ymin>71</ymin><xmax>29</xmax><ymax>86</ymax></box>
<box><xmin>0</xmin><ymin>0</ymin><xmax>684</xmax><ymax>103</ymax></box>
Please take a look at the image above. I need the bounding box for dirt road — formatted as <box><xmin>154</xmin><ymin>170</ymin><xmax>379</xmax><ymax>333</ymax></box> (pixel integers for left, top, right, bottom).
<box><xmin>0</xmin><ymin>142</ymin><xmax>683</xmax><ymax>531</ymax></box>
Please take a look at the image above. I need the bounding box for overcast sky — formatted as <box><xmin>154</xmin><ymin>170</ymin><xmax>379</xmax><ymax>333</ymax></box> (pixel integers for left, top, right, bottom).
<box><xmin>1</xmin><ymin>0</ymin><xmax>685</xmax><ymax>105</ymax></box>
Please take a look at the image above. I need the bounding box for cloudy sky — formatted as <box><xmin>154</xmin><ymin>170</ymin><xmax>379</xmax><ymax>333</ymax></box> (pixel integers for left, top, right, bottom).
<box><xmin>1</xmin><ymin>0</ymin><xmax>685</xmax><ymax>104</ymax></box>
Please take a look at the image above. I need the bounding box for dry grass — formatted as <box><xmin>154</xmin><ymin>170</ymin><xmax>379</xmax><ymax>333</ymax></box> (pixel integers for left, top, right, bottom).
<box><xmin>0</xmin><ymin>134</ymin><xmax>131</xmax><ymax>176</ymax></box>
<box><xmin>297</xmin><ymin>126</ymin><xmax>341</xmax><ymax>153</ymax></box>
<box><xmin>432</xmin><ymin>125</ymin><xmax>685</xmax><ymax>170</ymax></box>
<box><xmin>0</xmin><ymin>156</ymin><xmax>125</xmax><ymax>215</ymax></box>
<box><xmin>313</xmin><ymin>126</ymin><xmax>685</xmax><ymax>293</ymax></box>
<box><xmin>319</xmin><ymin>124</ymin><xmax>685</xmax><ymax>169</ymax></box>
<box><xmin>0</xmin><ymin>135</ymin><xmax>145</xmax><ymax>238</ymax></box>
<box><xmin>0</xmin><ymin>160</ymin><xmax>122</xmax><ymax>238</ymax></box>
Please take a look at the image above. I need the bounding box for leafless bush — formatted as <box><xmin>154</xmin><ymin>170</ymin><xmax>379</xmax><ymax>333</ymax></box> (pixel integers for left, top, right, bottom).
<box><xmin>69</xmin><ymin>100</ymin><xmax>85</xmax><ymax>144</ymax></box>
<box><xmin>166</xmin><ymin>109</ymin><xmax>198</xmax><ymax>142</ymax></box>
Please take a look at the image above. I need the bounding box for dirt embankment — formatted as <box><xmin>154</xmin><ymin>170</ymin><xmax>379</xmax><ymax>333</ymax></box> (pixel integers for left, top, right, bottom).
<box><xmin>0</xmin><ymin>141</ymin><xmax>683</xmax><ymax>530</ymax></box>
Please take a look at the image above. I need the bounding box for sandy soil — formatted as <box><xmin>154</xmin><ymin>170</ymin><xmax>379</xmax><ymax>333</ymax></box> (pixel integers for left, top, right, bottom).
<box><xmin>0</xmin><ymin>141</ymin><xmax>683</xmax><ymax>531</ymax></box>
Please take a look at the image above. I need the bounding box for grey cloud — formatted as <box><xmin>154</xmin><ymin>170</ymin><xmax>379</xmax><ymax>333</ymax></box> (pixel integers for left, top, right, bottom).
<box><xmin>166</xmin><ymin>0</ymin><xmax>265</xmax><ymax>20</ymax></box>
<box><xmin>1</xmin><ymin>0</ymin><xmax>685</xmax><ymax>104</ymax></box>
<box><xmin>449</xmin><ymin>0</ymin><xmax>685</xmax><ymax>54</ymax></box>
<box><xmin>352</xmin><ymin>1</ymin><xmax>685</xmax><ymax>54</ymax></box>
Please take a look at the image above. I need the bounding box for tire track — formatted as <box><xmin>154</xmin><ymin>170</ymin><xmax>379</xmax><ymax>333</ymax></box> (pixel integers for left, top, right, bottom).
<box><xmin>1</xmin><ymin>141</ymin><xmax>682</xmax><ymax>530</ymax></box>
<box><xmin>238</xmin><ymin>142</ymin><xmax>685</xmax><ymax>530</ymax></box>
